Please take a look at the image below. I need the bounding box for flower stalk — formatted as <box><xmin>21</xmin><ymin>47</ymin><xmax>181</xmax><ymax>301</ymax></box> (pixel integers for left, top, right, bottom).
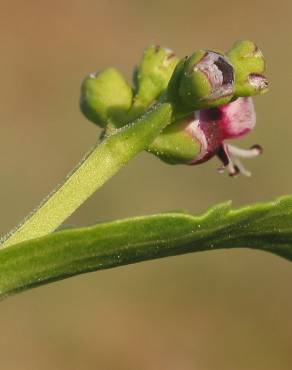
<box><xmin>0</xmin><ymin>103</ymin><xmax>173</xmax><ymax>248</ymax></box>
<box><xmin>0</xmin><ymin>41</ymin><xmax>268</xmax><ymax>249</ymax></box>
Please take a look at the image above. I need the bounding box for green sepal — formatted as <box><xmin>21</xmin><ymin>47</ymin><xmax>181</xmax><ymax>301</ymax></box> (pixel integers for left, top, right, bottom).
<box><xmin>80</xmin><ymin>68</ymin><xmax>133</xmax><ymax>128</ymax></box>
<box><xmin>227</xmin><ymin>40</ymin><xmax>268</xmax><ymax>97</ymax></box>
<box><xmin>132</xmin><ymin>45</ymin><xmax>179</xmax><ymax>110</ymax></box>
<box><xmin>147</xmin><ymin>117</ymin><xmax>200</xmax><ymax>164</ymax></box>
<box><xmin>179</xmin><ymin>50</ymin><xmax>211</xmax><ymax>108</ymax></box>
<box><xmin>164</xmin><ymin>57</ymin><xmax>191</xmax><ymax>120</ymax></box>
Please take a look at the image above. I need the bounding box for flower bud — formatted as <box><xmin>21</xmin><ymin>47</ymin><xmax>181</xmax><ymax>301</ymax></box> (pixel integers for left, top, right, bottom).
<box><xmin>177</xmin><ymin>50</ymin><xmax>235</xmax><ymax>110</ymax></box>
<box><xmin>227</xmin><ymin>40</ymin><xmax>268</xmax><ymax>97</ymax></box>
<box><xmin>80</xmin><ymin>67</ymin><xmax>133</xmax><ymax>128</ymax></box>
<box><xmin>134</xmin><ymin>45</ymin><xmax>179</xmax><ymax>107</ymax></box>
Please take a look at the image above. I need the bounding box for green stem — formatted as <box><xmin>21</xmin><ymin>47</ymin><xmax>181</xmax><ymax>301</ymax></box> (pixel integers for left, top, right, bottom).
<box><xmin>1</xmin><ymin>102</ymin><xmax>173</xmax><ymax>248</ymax></box>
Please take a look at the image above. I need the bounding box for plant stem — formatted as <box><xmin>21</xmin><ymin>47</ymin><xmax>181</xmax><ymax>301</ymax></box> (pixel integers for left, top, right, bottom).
<box><xmin>1</xmin><ymin>102</ymin><xmax>173</xmax><ymax>248</ymax></box>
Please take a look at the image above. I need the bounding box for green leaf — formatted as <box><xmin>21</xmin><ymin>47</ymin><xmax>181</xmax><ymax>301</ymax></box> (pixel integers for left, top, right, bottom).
<box><xmin>1</xmin><ymin>195</ymin><xmax>292</xmax><ymax>300</ymax></box>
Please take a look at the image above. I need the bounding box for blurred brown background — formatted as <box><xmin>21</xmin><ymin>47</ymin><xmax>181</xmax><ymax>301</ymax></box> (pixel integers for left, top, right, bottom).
<box><xmin>0</xmin><ymin>0</ymin><xmax>292</xmax><ymax>369</ymax></box>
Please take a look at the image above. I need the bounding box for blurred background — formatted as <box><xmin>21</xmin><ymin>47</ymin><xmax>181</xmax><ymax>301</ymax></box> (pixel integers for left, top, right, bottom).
<box><xmin>1</xmin><ymin>0</ymin><xmax>292</xmax><ymax>369</ymax></box>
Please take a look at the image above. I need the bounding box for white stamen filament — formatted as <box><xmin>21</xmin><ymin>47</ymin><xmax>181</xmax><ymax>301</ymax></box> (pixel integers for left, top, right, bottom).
<box><xmin>227</xmin><ymin>144</ymin><xmax>261</xmax><ymax>158</ymax></box>
<box><xmin>218</xmin><ymin>143</ymin><xmax>262</xmax><ymax>177</ymax></box>
<box><xmin>229</xmin><ymin>155</ymin><xmax>251</xmax><ymax>177</ymax></box>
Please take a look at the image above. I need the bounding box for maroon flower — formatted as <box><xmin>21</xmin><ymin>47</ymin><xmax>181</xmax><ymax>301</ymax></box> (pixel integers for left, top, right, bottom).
<box><xmin>185</xmin><ymin>97</ymin><xmax>262</xmax><ymax>176</ymax></box>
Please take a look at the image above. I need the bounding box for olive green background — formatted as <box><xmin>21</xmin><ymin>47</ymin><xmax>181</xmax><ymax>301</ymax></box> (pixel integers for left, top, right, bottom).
<box><xmin>1</xmin><ymin>0</ymin><xmax>292</xmax><ymax>369</ymax></box>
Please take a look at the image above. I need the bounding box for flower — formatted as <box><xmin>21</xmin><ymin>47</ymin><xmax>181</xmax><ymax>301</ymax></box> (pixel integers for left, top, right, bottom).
<box><xmin>186</xmin><ymin>97</ymin><xmax>262</xmax><ymax>176</ymax></box>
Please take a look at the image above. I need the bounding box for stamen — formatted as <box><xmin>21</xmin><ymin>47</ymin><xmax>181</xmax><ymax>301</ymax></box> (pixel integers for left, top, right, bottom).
<box><xmin>217</xmin><ymin>144</ymin><xmax>230</xmax><ymax>166</ymax></box>
<box><xmin>229</xmin><ymin>155</ymin><xmax>251</xmax><ymax>177</ymax></box>
<box><xmin>227</xmin><ymin>143</ymin><xmax>263</xmax><ymax>158</ymax></box>
<box><xmin>216</xmin><ymin>144</ymin><xmax>239</xmax><ymax>176</ymax></box>
<box><xmin>228</xmin><ymin>164</ymin><xmax>240</xmax><ymax>177</ymax></box>
<box><xmin>216</xmin><ymin>143</ymin><xmax>261</xmax><ymax>177</ymax></box>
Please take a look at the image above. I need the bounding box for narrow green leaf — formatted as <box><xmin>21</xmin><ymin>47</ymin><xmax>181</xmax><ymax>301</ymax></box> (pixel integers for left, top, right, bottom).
<box><xmin>1</xmin><ymin>195</ymin><xmax>292</xmax><ymax>300</ymax></box>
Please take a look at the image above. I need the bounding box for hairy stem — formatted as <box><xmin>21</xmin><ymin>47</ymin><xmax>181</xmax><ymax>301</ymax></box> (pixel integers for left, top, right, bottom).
<box><xmin>1</xmin><ymin>102</ymin><xmax>173</xmax><ymax>248</ymax></box>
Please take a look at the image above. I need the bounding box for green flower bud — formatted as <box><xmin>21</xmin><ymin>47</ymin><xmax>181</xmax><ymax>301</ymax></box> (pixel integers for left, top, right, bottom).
<box><xmin>227</xmin><ymin>40</ymin><xmax>268</xmax><ymax>97</ymax></box>
<box><xmin>80</xmin><ymin>68</ymin><xmax>133</xmax><ymax>128</ymax></box>
<box><xmin>134</xmin><ymin>45</ymin><xmax>179</xmax><ymax>107</ymax></box>
<box><xmin>176</xmin><ymin>50</ymin><xmax>235</xmax><ymax>111</ymax></box>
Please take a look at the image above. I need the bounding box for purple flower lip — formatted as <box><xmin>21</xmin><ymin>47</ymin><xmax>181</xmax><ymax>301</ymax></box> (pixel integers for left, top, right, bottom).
<box><xmin>184</xmin><ymin>97</ymin><xmax>262</xmax><ymax>177</ymax></box>
<box><xmin>185</xmin><ymin>111</ymin><xmax>222</xmax><ymax>165</ymax></box>
<box><xmin>215</xmin><ymin>97</ymin><xmax>256</xmax><ymax>140</ymax></box>
<box><xmin>197</xmin><ymin>97</ymin><xmax>256</xmax><ymax>143</ymax></box>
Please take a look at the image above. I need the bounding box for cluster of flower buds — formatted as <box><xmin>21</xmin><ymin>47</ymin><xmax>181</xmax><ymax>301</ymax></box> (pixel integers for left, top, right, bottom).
<box><xmin>80</xmin><ymin>45</ymin><xmax>179</xmax><ymax>127</ymax></box>
<box><xmin>80</xmin><ymin>41</ymin><xmax>268</xmax><ymax>176</ymax></box>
